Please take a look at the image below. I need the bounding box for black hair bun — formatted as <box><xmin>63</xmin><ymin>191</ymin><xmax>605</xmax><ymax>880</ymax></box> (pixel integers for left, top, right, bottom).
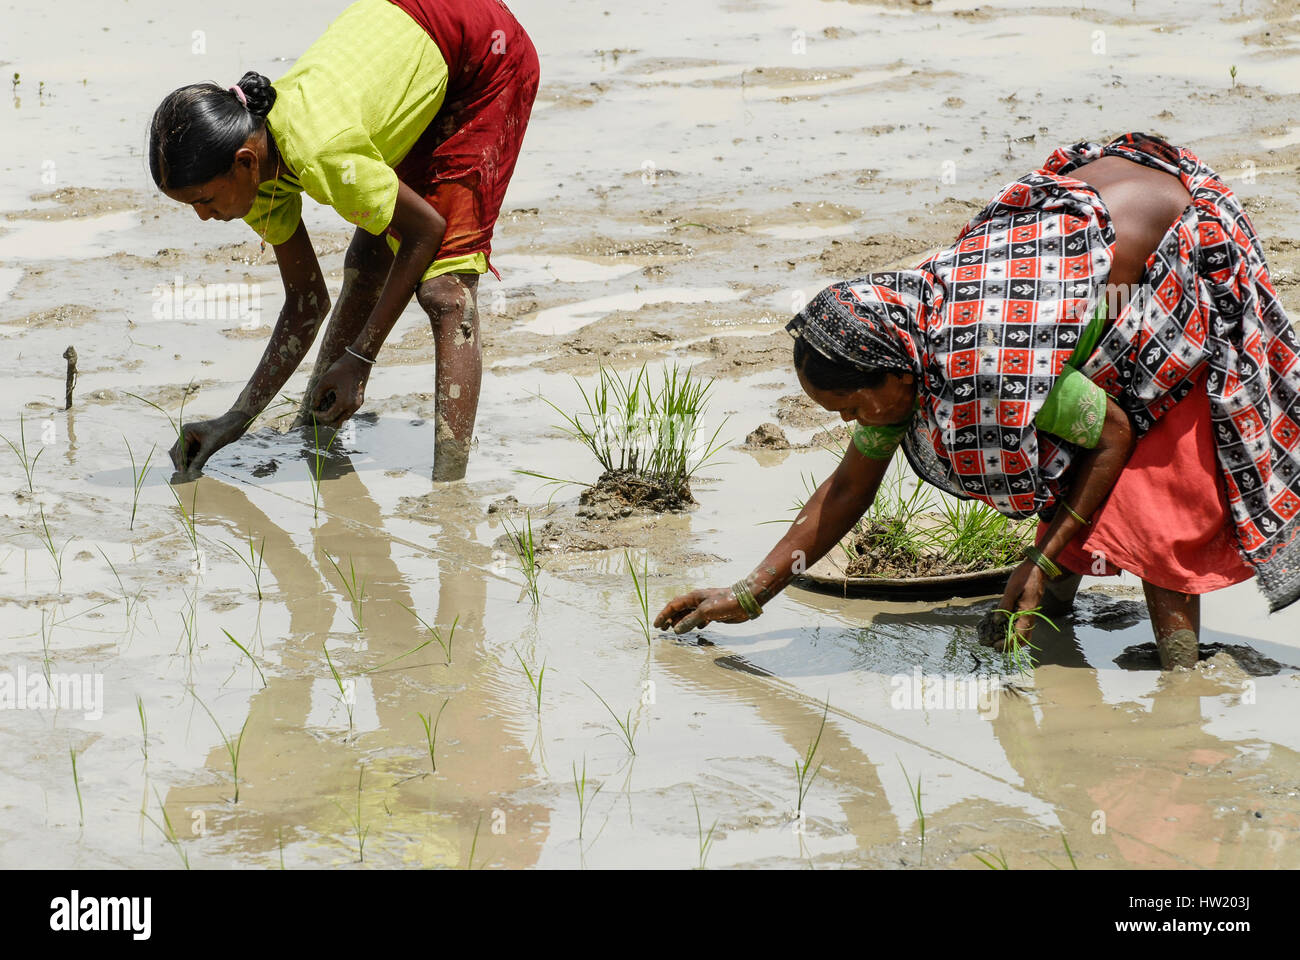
<box><xmin>236</xmin><ymin>71</ymin><xmax>277</xmax><ymax>119</ymax></box>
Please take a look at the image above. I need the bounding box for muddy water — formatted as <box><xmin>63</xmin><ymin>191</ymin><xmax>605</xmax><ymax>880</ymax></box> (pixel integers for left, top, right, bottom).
<box><xmin>3</xmin><ymin>0</ymin><xmax>1300</xmax><ymax>869</ymax></box>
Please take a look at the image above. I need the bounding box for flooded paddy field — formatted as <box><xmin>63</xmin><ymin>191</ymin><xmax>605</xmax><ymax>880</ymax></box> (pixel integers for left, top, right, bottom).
<box><xmin>2</xmin><ymin>0</ymin><xmax>1300</xmax><ymax>869</ymax></box>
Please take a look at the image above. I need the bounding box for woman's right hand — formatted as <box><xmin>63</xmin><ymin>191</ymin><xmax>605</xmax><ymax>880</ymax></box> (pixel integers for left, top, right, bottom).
<box><xmin>654</xmin><ymin>587</ymin><xmax>753</xmax><ymax>634</ymax></box>
<box><xmin>169</xmin><ymin>410</ymin><xmax>247</xmax><ymax>478</ymax></box>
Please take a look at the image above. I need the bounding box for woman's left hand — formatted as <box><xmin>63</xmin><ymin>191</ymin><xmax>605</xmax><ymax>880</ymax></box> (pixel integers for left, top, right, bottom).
<box><xmin>979</xmin><ymin>558</ymin><xmax>1049</xmax><ymax>650</ymax></box>
<box><xmin>310</xmin><ymin>352</ymin><xmax>371</xmax><ymax>427</ymax></box>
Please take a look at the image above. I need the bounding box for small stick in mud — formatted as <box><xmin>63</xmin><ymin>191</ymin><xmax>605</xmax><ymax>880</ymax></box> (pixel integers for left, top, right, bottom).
<box><xmin>62</xmin><ymin>345</ymin><xmax>77</xmax><ymax>410</ymax></box>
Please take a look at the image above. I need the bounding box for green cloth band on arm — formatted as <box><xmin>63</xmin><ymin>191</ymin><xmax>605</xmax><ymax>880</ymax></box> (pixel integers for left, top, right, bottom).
<box><xmin>852</xmin><ymin>418</ymin><xmax>911</xmax><ymax>460</ymax></box>
<box><xmin>1035</xmin><ymin>366</ymin><xmax>1107</xmax><ymax>449</ymax></box>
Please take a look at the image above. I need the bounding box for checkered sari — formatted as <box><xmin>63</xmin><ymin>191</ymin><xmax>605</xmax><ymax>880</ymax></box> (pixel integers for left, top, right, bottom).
<box><xmin>793</xmin><ymin>133</ymin><xmax>1300</xmax><ymax>610</ymax></box>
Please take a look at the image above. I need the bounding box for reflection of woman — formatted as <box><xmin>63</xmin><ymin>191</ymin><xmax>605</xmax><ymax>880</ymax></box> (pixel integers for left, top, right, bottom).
<box><xmin>657</xmin><ymin>134</ymin><xmax>1300</xmax><ymax>668</ymax></box>
<box><xmin>147</xmin><ymin>0</ymin><xmax>539</xmax><ymax>481</ymax></box>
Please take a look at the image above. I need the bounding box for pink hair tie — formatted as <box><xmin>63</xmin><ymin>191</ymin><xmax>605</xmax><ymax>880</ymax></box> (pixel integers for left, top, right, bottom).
<box><xmin>229</xmin><ymin>84</ymin><xmax>247</xmax><ymax>106</ymax></box>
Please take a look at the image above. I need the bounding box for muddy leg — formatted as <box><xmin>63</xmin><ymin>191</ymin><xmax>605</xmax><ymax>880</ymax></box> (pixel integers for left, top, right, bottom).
<box><xmin>1141</xmin><ymin>580</ymin><xmax>1200</xmax><ymax>669</ymax></box>
<box><xmin>1039</xmin><ymin>572</ymin><xmax>1083</xmax><ymax>619</ymax></box>
<box><xmin>292</xmin><ymin>228</ymin><xmax>394</xmax><ymax>427</ymax></box>
<box><xmin>417</xmin><ymin>273</ymin><xmax>481</xmax><ymax>482</ymax></box>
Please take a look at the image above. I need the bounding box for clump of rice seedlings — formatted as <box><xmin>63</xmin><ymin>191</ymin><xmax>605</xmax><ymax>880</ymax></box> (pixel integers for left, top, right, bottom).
<box><xmin>336</xmin><ymin>764</ymin><xmax>370</xmax><ymax>862</ymax></box>
<box><xmin>501</xmin><ymin>510</ymin><xmax>541</xmax><ymax>604</ymax></box>
<box><xmin>691</xmin><ymin>787</ymin><xmax>718</xmax><ymax>870</ymax></box>
<box><xmin>573</xmin><ymin>755</ymin><xmax>603</xmax><ymax>840</ymax></box>
<box><xmin>625</xmin><ymin>550</ymin><xmax>653</xmax><ymax>644</ymax></box>
<box><xmin>323</xmin><ymin>551</ymin><xmax>366</xmax><ymax>631</ymax></box>
<box><xmin>416</xmin><ymin>699</ymin><xmax>450</xmax><ymax>774</ymax></box>
<box><xmin>36</xmin><ymin>505</ymin><xmax>72</xmax><ymax>584</ymax></box>
<box><xmin>994</xmin><ymin>606</ymin><xmax>1058</xmax><ymax>676</ymax></box>
<box><xmin>393</xmin><ymin>604</ymin><xmax>456</xmax><ymax>665</ymax></box>
<box><xmin>223</xmin><ymin>628</ymin><xmax>266</xmax><ymax>688</ymax></box>
<box><xmin>190</xmin><ymin>690</ymin><xmax>250</xmax><ymax>803</ymax></box>
<box><xmin>70</xmin><ymin>745</ymin><xmax>84</xmax><ymax>827</ymax></box>
<box><xmin>144</xmin><ymin>788</ymin><xmax>190</xmax><ymax>869</ymax></box>
<box><xmin>222</xmin><ymin>531</ymin><xmax>266</xmax><ymax>600</ymax></box>
<box><xmin>137</xmin><ymin>695</ymin><xmax>149</xmax><ymax>762</ymax></box>
<box><xmin>848</xmin><ymin>469</ymin><xmax>933</xmax><ymax>574</ymax></box>
<box><xmin>973</xmin><ymin>848</ymin><xmax>1010</xmax><ymax>870</ymax></box>
<box><xmin>532</xmin><ymin>362</ymin><xmax>728</xmax><ymax>496</ymax></box>
<box><xmin>323</xmin><ymin>642</ymin><xmax>355</xmax><ymax>738</ymax></box>
<box><xmin>582</xmin><ymin>680</ymin><xmax>637</xmax><ymax>756</ymax></box>
<box><xmin>794</xmin><ymin>698</ymin><xmax>829</xmax><ymax>817</ymax></box>
<box><xmin>935</xmin><ymin>499</ymin><xmax>1034</xmax><ymax>570</ymax></box>
<box><xmin>515</xmin><ymin>650</ymin><xmax>546</xmax><ymax>715</ymax></box>
<box><xmin>899</xmin><ymin>760</ymin><xmax>926</xmax><ymax>865</ymax></box>
<box><xmin>1</xmin><ymin>414</ymin><xmax>43</xmax><ymax>493</ymax></box>
<box><xmin>123</xmin><ymin>437</ymin><xmax>155</xmax><ymax>530</ymax></box>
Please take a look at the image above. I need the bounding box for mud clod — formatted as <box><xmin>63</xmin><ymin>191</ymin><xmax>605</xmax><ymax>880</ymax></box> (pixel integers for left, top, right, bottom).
<box><xmin>577</xmin><ymin>469</ymin><xmax>695</xmax><ymax>518</ymax></box>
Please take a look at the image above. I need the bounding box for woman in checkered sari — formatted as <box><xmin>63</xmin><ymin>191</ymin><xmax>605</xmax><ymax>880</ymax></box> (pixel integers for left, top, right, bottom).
<box><xmin>657</xmin><ymin>133</ymin><xmax>1300</xmax><ymax>669</ymax></box>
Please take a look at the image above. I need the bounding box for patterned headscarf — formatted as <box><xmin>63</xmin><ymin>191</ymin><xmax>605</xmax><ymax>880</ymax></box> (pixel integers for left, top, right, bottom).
<box><xmin>786</xmin><ymin>272</ymin><xmax>931</xmax><ymax>377</ymax></box>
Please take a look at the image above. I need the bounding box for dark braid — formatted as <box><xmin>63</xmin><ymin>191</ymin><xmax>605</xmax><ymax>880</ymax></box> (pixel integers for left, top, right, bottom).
<box><xmin>148</xmin><ymin>71</ymin><xmax>277</xmax><ymax>189</ymax></box>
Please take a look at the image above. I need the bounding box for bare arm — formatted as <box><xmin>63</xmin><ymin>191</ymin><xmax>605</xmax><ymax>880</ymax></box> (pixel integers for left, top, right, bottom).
<box><xmin>655</xmin><ymin>442</ymin><xmax>894</xmax><ymax>633</ymax></box>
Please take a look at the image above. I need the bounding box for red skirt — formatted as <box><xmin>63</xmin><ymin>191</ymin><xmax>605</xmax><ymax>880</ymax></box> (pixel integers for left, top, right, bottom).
<box><xmin>387</xmin><ymin>0</ymin><xmax>541</xmax><ymax>278</ymax></box>
<box><xmin>1049</xmin><ymin>369</ymin><xmax>1255</xmax><ymax>593</ymax></box>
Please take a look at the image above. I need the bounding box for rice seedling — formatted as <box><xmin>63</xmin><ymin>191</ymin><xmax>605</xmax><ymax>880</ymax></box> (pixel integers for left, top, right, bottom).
<box><xmin>856</xmin><ymin>468</ymin><xmax>934</xmax><ymax>568</ymax></box>
<box><xmin>123</xmin><ymin>437</ymin><xmax>155</xmax><ymax>530</ymax></box>
<box><xmin>1</xmin><ymin>414</ymin><xmax>43</xmax><ymax>493</ymax></box>
<box><xmin>277</xmin><ymin>827</ymin><xmax>286</xmax><ymax>869</ymax></box>
<box><xmin>1230</xmin><ymin>64</ymin><xmax>1238</xmax><ymax>88</ymax></box>
<box><xmin>99</xmin><ymin>547</ymin><xmax>145</xmax><ymax>628</ymax></box>
<box><xmin>573</xmin><ymin>755</ymin><xmax>603</xmax><ymax>841</ymax></box>
<box><xmin>973</xmin><ymin>848</ymin><xmax>1010</xmax><ymax>870</ymax></box>
<box><xmin>531</xmin><ymin>362</ymin><xmax>728</xmax><ymax>493</ymax></box>
<box><xmin>467</xmin><ymin>812</ymin><xmax>483</xmax><ymax>870</ymax></box>
<box><xmin>691</xmin><ymin>787</ymin><xmax>718</xmax><ymax>870</ymax></box>
<box><xmin>306</xmin><ymin>418</ymin><xmax>340</xmax><ymax>523</ymax></box>
<box><xmin>144</xmin><ymin>788</ymin><xmax>190</xmax><ymax>869</ymax></box>
<box><xmin>323</xmin><ymin>551</ymin><xmax>366</xmax><ymax>631</ymax></box>
<box><xmin>69</xmin><ymin>746</ymin><xmax>84</xmax><ymax>827</ymax></box>
<box><xmin>36</xmin><ymin>505</ymin><xmax>72</xmax><ymax>584</ymax></box>
<box><xmin>416</xmin><ymin>699</ymin><xmax>450</xmax><ymax>773</ymax></box>
<box><xmin>179</xmin><ymin>588</ymin><xmax>198</xmax><ymax>656</ymax></box>
<box><xmin>501</xmin><ymin>510</ymin><xmax>541</xmax><ymax>604</ymax></box>
<box><xmin>515</xmin><ymin>650</ymin><xmax>546</xmax><ymax>715</ymax></box>
<box><xmin>126</xmin><ymin>384</ymin><xmax>194</xmax><ymax>473</ymax></box>
<box><xmin>625</xmin><ymin>550</ymin><xmax>653</xmax><ymax>644</ymax></box>
<box><xmin>336</xmin><ymin>764</ymin><xmax>370</xmax><ymax>862</ymax></box>
<box><xmin>1036</xmin><ymin>834</ymin><xmax>1080</xmax><ymax>870</ymax></box>
<box><xmin>137</xmin><ymin>695</ymin><xmax>149</xmax><ymax>762</ymax></box>
<box><xmin>393</xmin><ymin>604</ymin><xmax>456</xmax><ymax>665</ymax></box>
<box><xmin>168</xmin><ymin>482</ymin><xmax>201</xmax><ymax>571</ymax></box>
<box><xmin>582</xmin><ymin>680</ymin><xmax>637</xmax><ymax>756</ymax></box>
<box><xmin>223</xmin><ymin>628</ymin><xmax>266</xmax><ymax>688</ymax></box>
<box><xmin>222</xmin><ymin>531</ymin><xmax>266</xmax><ymax>600</ymax></box>
<box><xmin>794</xmin><ymin>698</ymin><xmax>829</xmax><ymax>817</ymax></box>
<box><xmin>323</xmin><ymin>642</ymin><xmax>355</xmax><ymax>737</ymax></box>
<box><xmin>190</xmin><ymin>690</ymin><xmax>250</xmax><ymax>803</ymax></box>
<box><xmin>899</xmin><ymin>760</ymin><xmax>925</xmax><ymax>865</ymax></box>
<box><xmin>993</xmin><ymin>605</ymin><xmax>1058</xmax><ymax>676</ymax></box>
<box><xmin>934</xmin><ymin>498</ymin><xmax>1034</xmax><ymax>570</ymax></box>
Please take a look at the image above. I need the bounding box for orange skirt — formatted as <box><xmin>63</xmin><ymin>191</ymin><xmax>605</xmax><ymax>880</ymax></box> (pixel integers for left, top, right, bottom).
<box><xmin>1048</xmin><ymin>370</ymin><xmax>1255</xmax><ymax>593</ymax></box>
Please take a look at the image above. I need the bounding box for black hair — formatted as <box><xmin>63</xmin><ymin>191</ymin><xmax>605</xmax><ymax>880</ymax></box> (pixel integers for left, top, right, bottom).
<box><xmin>792</xmin><ymin>335</ymin><xmax>888</xmax><ymax>392</ymax></box>
<box><xmin>148</xmin><ymin>71</ymin><xmax>277</xmax><ymax>189</ymax></box>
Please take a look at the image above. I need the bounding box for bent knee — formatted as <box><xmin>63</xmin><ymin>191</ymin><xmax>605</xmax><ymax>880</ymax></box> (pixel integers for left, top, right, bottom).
<box><xmin>417</xmin><ymin>274</ymin><xmax>478</xmax><ymax>319</ymax></box>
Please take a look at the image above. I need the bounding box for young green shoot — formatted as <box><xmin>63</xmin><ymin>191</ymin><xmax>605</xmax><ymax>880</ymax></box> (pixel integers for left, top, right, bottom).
<box><xmin>582</xmin><ymin>680</ymin><xmax>637</xmax><ymax>756</ymax></box>
<box><xmin>323</xmin><ymin>642</ymin><xmax>355</xmax><ymax>738</ymax></box>
<box><xmin>223</xmin><ymin>628</ymin><xmax>267</xmax><ymax>688</ymax></box>
<box><xmin>994</xmin><ymin>606</ymin><xmax>1058</xmax><ymax>676</ymax></box>
<box><xmin>515</xmin><ymin>650</ymin><xmax>546</xmax><ymax>715</ymax></box>
<box><xmin>70</xmin><ymin>745</ymin><xmax>84</xmax><ymax>827</ymax></box>
<box><xmin>502</xmin><ymin>510</ymin><xmax>541</xmax><ymax>604</ymax></box>
<box><xmin>393</xmin><ymin>604</ymin><xmax>456</xmax><ymax>665</ymax></box>
<box><xmin>625</xmin><ymin>550</ymin><xmax>653</xmax><ymax>644</ymax></box>
<box><xmin>1</xmin><ymin>413</ymin><xmax>43</xmax><ymax>493</ymax></box>
<box><xmin>573</xmin><ymin>754</ymin><xmax>603</xmax><ymax>841</ymax></box>
<box><xmin>168</xmin><ymin>482</ymin><xmax>201</xmax><ymax>572</ymax></box>
<box><xmin>416</xmin><ymin>699</ymin><xmax>450</xmax><ymax>774</ymax></box>
<box><xmin>691</xmin><ymin>786</ymin><xmax>718</xmax><ymax>869</ymax></box>
<box><xmin>323</xmin><ymin>551</ymin><xmax>366</xmax><ymax>631</ymax></box>
<box><xmin>973</xmin><ymin>849</ymin><xmax>1010</xmax><ymax>870</ymax></box>
<box><xmin>137</xmin><ymin>695</ymin><xmax>149</xmax><ymax>763</ymax></box>
<box><xmin>467</xmin><ymin>812</ymin><xmax>483</xmax><ymax>870</ymax></box>
<box><xmin>899</xmin><ymin>760</ymin><xmax>926</xmax><ymax>865</ymax></box>
<box><xmin>306</xmin><ymin>417</ymin><xmax>340</xmax><ymax>523</ymax></box>
<box><xmin>36</xmin><ymin>505</ymin><xmax>72</xmax><ymax>584</ymax></box>
<box><xmin>123</xmin><ymin>437</ymin><xmax>155</xmax><ymax>530</ymax></box>
<box><xmin>794</xmin><ymin>698</ymin><xmax>829</xmax><ymax>817</ymax></box>
<box><xmin>222</xmin><ymin>531</ymin><xmax>266</xmax><ymax>601</ymax></box>
<box><xmin>99</xmin><ymin>547</ymin><xmax>145</xmax><ymax>629</ymax></box>
<box><xmin>336</xmin><ymin>764</ymin><xmax>370</xmax><ymax>862</ymax></box>
<box><xmin>190</xmin><ymin>690</ymin><xmax>250</xmax><ymax>803</ymax></box>
<box><xmin>1036</xmin><ymin>834</ymin><xmax>1081</xmax><ymax>870</ymax></box>
<box><xmin>144</xmin><ymin>787</ymin><xmax>190</xmax><ymax>869</ymax></box>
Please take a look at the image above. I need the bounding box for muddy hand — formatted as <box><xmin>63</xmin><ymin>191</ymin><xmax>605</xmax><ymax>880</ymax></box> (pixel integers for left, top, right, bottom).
<box><xmin>169</xmin><ymin>411</ymin><xmax>246</xmax><ymax>479</ymax></box>
<box><xmin>311</xmin><ymin>353</ymin><xmax>369</xmax><ymax>428</ymax></box>
<box><xmin>654</xmin><ymin>587</ymin><xmax>749</xmax><ymax>635</ymax></box>
<box><xmin>980</xmin><ymin>559</ymin><xmax>1046</xmax><ymax>650</ymax></box>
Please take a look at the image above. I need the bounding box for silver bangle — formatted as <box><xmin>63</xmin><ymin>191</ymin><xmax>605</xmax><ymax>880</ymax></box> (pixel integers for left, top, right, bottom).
<box><xmin>345</xmin><ymin>345</ymin><xmax>375</xmax><ymax>365</ymax></box>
